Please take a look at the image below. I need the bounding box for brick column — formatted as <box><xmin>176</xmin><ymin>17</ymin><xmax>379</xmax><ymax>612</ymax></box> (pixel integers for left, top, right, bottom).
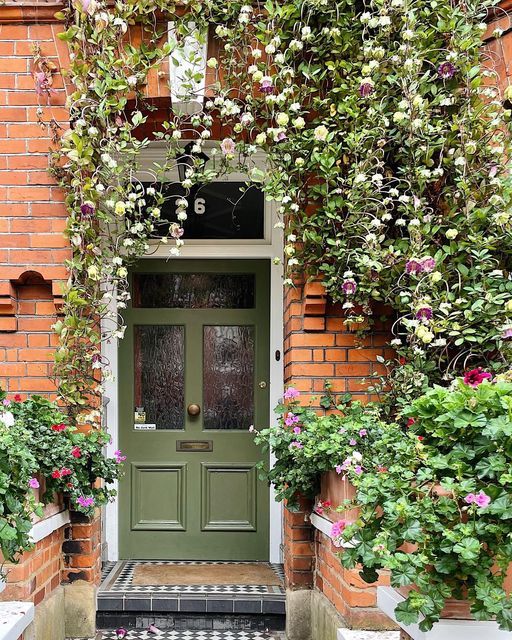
<box><xmin>62</xmin><ymin>511</ymin><xmax>102</xmax><ymax>585</ymax></box>
<box><xmin>283</xmin><ymin>496</ymin><xmax>314</xmax><ymax>589</ymax></box>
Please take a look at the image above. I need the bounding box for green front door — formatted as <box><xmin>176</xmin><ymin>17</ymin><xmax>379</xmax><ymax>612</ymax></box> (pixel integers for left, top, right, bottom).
<box><xmin>119</xmin><ymin>260</ymin><xmax>270</xmax><ymax>560</ymax></box>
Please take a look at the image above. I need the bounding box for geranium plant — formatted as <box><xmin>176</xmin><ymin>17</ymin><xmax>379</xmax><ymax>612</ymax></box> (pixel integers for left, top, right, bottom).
<box><xmin>0</xmin><ymin>391</ymin><xmax>42</xmax><ymax>568</ymax></box>
<box><xmin>339</xmin><ymin>374</ymin><xmax>512</xmax><ymax>631</ymax></box>
<box><xmin>254</xmin><ymin>386</ymin><xmax>384</xmax><ymax>506</ymax></box>
<box><xmin>6</xmin><ymin>393</ymin><xmax>123</xmax><ymax>516</ymax></box>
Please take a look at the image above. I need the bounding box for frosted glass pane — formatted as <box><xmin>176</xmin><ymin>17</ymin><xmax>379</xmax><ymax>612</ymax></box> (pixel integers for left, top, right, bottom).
<box><xmin>134</xmin><ymin>325</ymin><xmax>184</xmax><ymax>430</ymax></box>
<box><xmin>203</xmin><ymin>326</ymin><xmax>254</xmax><ymax>430</ymax></box>
<box><xmin>133</xmin><ymin>273</ymin><xmax>255</xmax><ymax>308</ymax></box>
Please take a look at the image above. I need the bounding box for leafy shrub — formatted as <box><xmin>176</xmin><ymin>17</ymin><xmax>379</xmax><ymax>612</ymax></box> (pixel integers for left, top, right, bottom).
<box><xmin>0</xmin><ymin>390</ymin><xmax>123</xmax><ymax>571</ymax></box>
<box><xmin>340</xmin><ymin>375</ymin><xmax>512</xmax><ymax>630</ymax></box>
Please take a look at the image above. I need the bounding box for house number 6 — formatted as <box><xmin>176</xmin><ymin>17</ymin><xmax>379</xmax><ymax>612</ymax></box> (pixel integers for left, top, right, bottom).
<box><xmin>194</xmin><ymin>198</ymin><xmax>206</xmax><ymax>215</ymax></box>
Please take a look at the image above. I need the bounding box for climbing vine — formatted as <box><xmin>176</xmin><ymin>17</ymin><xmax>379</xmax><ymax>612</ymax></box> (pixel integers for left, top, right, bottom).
<box><xmin>46</xmin><ymin>0</ymin><xmax>512</xmax><ymax>417</ymax></box>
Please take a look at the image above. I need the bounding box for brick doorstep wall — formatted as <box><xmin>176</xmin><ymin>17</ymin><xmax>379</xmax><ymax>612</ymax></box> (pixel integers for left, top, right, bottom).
<box><xmin>282</xmin><ymin>277</ymin><xmax>395</xmax><ymax>628</ymax></box>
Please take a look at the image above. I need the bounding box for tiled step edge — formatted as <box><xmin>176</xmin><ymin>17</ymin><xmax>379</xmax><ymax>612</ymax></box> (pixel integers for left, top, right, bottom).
<box><xmin>0</xmin><ymin>602</ymin><xmax>34</xmax><ymax>640</ymax></box>
<box><xmin>377</xmin><ymin>586</ymin><xmax>512</xmax><ymax>640</ymax></box>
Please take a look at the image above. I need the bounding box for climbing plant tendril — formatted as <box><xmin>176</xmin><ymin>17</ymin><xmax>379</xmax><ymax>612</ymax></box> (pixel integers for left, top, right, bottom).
<box><xmin>48</xmin><ymin>0</ymin><xmax>512</xmax><ymax>419</ymax></box>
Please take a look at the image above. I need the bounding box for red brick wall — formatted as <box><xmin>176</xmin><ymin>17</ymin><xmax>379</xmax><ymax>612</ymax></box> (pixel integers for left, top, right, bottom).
<box><xmin>282</xmin><ymin>278</ymin><xmax>394</xmax><ymax>628</ymax></box>
<box><xmin>1</xmin><ymin>526</ymin><xmax>65</xmax><ymax>604</ymax></box>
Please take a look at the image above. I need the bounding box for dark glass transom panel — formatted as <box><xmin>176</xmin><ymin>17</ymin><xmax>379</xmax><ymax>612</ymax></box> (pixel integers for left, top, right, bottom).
<box><xmin>143</xmin><ymin>182</ymin><xmax>264</xmax><ymax>240</ymax></box>
<box><xmin>134</xmin><ymin>325</ymin><xmax>185</xmax><ymax>430</ymax></box>
<box><xmin>133</xmin><ymin>273</ymin><xmax>255</xmax><ymax>309</ymax></box>
<box><xmin>203</xmin><ymin>326</ymin><xmax>255</xmax><ymax>430</ymax></box>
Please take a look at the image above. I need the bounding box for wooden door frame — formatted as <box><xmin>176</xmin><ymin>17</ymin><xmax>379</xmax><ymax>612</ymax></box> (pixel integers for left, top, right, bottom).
<box><xmin>101</xmin><ymin>172</ymin><xmax>283</xmax><ymax>562</ymax></box>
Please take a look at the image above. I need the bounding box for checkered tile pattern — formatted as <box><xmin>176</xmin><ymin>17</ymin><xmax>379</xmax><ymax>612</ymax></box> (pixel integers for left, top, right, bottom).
<box><xmin>100</xmin><ymin>632</ymin><xmax>282</xmax><ymax>639</ymax></box>
<box><xmin>100</xmin><ymin>562</ymin><xmax>285</xmax><ymax>595</ymax></box>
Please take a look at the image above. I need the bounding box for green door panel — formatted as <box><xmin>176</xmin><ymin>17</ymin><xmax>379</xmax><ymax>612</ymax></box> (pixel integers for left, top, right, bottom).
<box><xmin>119</xmin><ymin>260</ymin><xmax>270</xmax><ymax>560</ymax></box>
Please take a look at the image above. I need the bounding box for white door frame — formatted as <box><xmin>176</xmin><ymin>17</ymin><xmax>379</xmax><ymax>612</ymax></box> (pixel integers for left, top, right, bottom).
<box><xmin>102</xmin><ymin>143</ymin><xmax>284</xmax><ymax>562</ymax></box>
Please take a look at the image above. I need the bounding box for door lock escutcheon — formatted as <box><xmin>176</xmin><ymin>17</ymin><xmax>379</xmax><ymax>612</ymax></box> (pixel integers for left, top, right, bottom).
<box><xmin>187</xmin><ymin>403</ymin><xmax>201</xmax><ymax>416</ymax></box>
<box><xmin>259</xmin><ymin>381</ymin><xmax>267</xmax><ymax>389</ymax></box>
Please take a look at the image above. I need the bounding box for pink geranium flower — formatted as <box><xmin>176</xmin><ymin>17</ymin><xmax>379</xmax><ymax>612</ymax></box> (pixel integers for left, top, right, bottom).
<box><xmin>29</xmin><ymin>478</ymin><xmax>40</xmax><ymax>489</ymax></box>
<box><xmin>283</xmin><ymin>387</ymin><xmax>300</xmax><ymax>400</ymax></box>
<box><xmin>331</xmin><ymin>520</ymin><xmax>347</xmax><ymax>539</ymax></box>
<box><xmin>77</xmin><ymin>496</ymin><xmax>95</xmax><ymax>508</ymax></box>
<box><xmin>463</xmin><ymin>368</ymin><xmax>492</xmax><ymax>387</ymax></box>
<box><xmin>465</xmin><ymin>491</ymin><xmax>491</xmax><ymax>508</ymax></box>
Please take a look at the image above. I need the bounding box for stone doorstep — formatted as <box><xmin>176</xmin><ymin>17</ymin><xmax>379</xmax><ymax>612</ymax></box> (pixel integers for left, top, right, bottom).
<box><xmin>377</xmin><ymin>586</ymin><xmax>512</xmax><ymax>640</ymax></box>
<box><xmin>0</xmin><ymin>602</ymin><xmax>34</xmax><ymax>640</ymax></box>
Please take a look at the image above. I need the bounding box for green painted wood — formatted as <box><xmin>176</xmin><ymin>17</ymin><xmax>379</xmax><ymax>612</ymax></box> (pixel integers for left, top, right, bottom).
<box><xmin>119</xmin><ymin>260</ymin><xmax>270</xmax><ymax>560</ymax></box>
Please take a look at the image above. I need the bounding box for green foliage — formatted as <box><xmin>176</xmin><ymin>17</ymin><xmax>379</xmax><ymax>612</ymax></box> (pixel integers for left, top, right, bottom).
<box><xmin>0</xmin><ymin>392</ymin><xmax>122</xmax><ymax>573</ymax></box>
<box><xmin>0</xmin><ymin>390</ymin><xmax>41</xmax><ymax>567</ymax></box>
<box><xmin>9</xmin><ymin>395</ymin><xmax>121</xmax><ymax>513</ymax></box>
<box><xmin>339</xmin><ymin>376</ymin><xmax>512</xmax><ymax>631</ymax></box>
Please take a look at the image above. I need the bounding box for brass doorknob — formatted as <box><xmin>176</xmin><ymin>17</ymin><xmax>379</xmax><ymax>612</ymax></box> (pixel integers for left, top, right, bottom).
<box><xmin>187</xmin><ymin>403</ymin><xmax>201</xmax><ymax>416</ymax></box>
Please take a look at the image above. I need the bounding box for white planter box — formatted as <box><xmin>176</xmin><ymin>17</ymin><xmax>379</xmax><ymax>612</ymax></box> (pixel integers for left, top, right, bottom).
<box><xmin>0</xmin><ymin>602</ymin><xmax>34</xmax><ymax>640</ymax></box>
<box><xmin>377</xmin><ymin>586</ymin><xmax>512</xmax><ymax>640</ymax></box>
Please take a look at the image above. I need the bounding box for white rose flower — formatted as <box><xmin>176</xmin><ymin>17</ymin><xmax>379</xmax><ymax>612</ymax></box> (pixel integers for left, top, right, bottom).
<box><xmin>313</xmin><ymin>125</ymin><xmax>329</xmax><ymax>142</ymax></box>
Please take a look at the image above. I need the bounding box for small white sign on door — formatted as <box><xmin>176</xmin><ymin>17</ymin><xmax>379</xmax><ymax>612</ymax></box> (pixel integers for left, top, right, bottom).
<box><xmin>134</xmin><ymin>423</ymin><xmax>156</xmax><ymax>431</ymax></box>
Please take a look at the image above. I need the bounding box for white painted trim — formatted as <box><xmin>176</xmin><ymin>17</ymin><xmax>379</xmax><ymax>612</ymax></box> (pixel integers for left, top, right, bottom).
<box><xmin>338</xmin><ymin>629</ymin><xmax>399</xmax><ymax>640</ymax></box>
<box><xmin>377</xmin><ymin>586</ymin><xmax>512</xmax><ymax>640</ymax></box>
<box><xmin>0</xmin><ymin>602</ymin><xmax>34</xmax><ymax>640</ymax></box>
<box><xmin>0</xmin><ymin>578</ymin><xmax>5</xmax><ymax>594</ymax></box>
<box><xmin>103</xmin><ymin>146</ymin><xmax>284</xmax><ymax>562</ymax></box>
<box><xmin>29</xmin><ymin>510</ymin><xmax>70</xmax><ymax>544</ymax></box>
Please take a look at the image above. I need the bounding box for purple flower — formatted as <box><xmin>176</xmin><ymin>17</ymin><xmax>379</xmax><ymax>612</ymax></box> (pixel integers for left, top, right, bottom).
<box><xmin>438</xmin><ymin>61</ymin><xmax>456</xmax><ymax>79</ymax></box>
<box><xmin>359</xmin><ymin>429</ymin><xmax>367</xmax><ymax>437</ymax></box>
<box><xmin>405</xmin><ymin>258</ymin><xmax>423</xmax><ymax>275</ymax></box>
<box><xmin>76</xmin><ymin>496</ymin><xmax>95</xmax><ymax>508</ymax></box>
<box><xmin>353</xmin><ymin>465</ymin><xmax>363</xmax><ymax>475</ymax></box>
<box><xmin>465</xmin><ymin>491</ymin><xmax>491</xmax><ymax>508</ymax></box>
<box><xmin>293</xmin><ymin>426</ymin><xmax>301</xmax><ymax>435</ymax></box>
<box><xmin>114</xmin><ymin>449</ymin><xmax>127</xmax><ymax>464</ymax></box>
<box><xmin>349</xmin><ymin>438</ymin><xmax>357</xmax><ymax>446</ymax></box>
<box><xmin>260</xmin><ymin>76</ymin><xmax>274</xmax><ymax>93</ymax></box>
<box><xmin>29</xmin><ymin>478</ymin><xmax>40</xmax><ymax>489</ymax></box>
<box><xmin>416</xmin><ymin>306</ymin><xmax>433</xmax><ymax>321</ymax></box>
<box><xmin>342</xmin><ymin>278</ymin><xmax>357</xmax><ymax>295</ymax></box>
<box><xmin>359</xmin><ymin>82</ymin><xmax>374</xmax><ymax>98</ymax></box>
<box><xmin>80</xmin><ymin>201</ymin><xmax>95</xmax><ymax>217</ymax></box>
<box><xmin>115</xmin><ymin>629</ymin><xmax>127</xmax><ymax>640</ymax></box>
<box><xmin>2</xmin><ymin>399</ymin><xmax>9</xmax><ymax>407</ymax></box>
<box><xmin>284</xmin><ymin>387</ymin><xmax>300</xmax><ymax>400</ymax></box>
<box><xmin>405</xmin><ymin>256</ymin><xmax>436</xmax><ymax>275</ymax></box>
<box><xmin>276</xmin><ymin>130</ymin><xmax>287</xmax><ymax>142</ymax></box>
<box><xmin>285</xmin><ymin>412</ymin><xmax>300</xmax><ymax>427</ymax></box>
<box><xmin>290</xmin><ymin>441</ymin><xmax>303</xmax><ymax>449</ymax></box>
<box><xmin>335</xmin><ymin>464</ymin><xmax>343</xmax><ymax>474</ymax></box>
<box><xmin>421</xmin><ymin>256</ymin><xmax>436</xmax><ymax>273</ymax></box>
<box><xmin>475</xmin><ymin>491</ymin><xmax>491</xmax><ymax>508</ymax></box>
<box><xmin>502</xmin><ymin>327</ymin><xmax>512</xmax><ymax>339</ymax></box>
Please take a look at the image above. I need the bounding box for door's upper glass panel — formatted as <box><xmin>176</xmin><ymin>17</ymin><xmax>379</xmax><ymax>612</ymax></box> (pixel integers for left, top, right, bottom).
<box><xmin>134</xmin><ymin>325</ymin><xmax>185</xmax><ymax>430</ymax></box>
<box><xmin>142</xmin><ymin>182</ymin><xmax>264</xmax><ymax>240</ymax></box>
<box><xmin>133</xmin><ymin>273</ymin><xmax>255</xmax><ymax>309</ymax></box>
<box><xmin>203</xmin><ymin>326</ymin><xmax>255</xmax><ymax>430</ymax></box>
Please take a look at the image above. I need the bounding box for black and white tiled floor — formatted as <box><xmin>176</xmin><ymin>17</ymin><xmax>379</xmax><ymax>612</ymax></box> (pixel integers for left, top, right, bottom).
<box><xmin>98</xmin><ymin>561</ymin><xmax>286</xmax><ymax>615</ymax></box>
<box><xmin>99</xmin><ymin>632</ymin><xmax>284</xmax><ymax>639</ymax></box>
<box><xmin>101</xmin><ymin>561</ymin><xmax>285</xmax><ymax>595</ymax></box>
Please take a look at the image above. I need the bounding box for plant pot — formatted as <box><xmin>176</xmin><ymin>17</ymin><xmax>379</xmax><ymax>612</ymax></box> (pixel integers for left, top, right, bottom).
<box><xmin>319</xmin><ymin>470</ymin><xmax>359</xmax><ymax>522</ymax></box>
<box><xmin>31</xmin><ymin>475</ymin><xmax>64</xmax><ymax>523</ymax></box>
